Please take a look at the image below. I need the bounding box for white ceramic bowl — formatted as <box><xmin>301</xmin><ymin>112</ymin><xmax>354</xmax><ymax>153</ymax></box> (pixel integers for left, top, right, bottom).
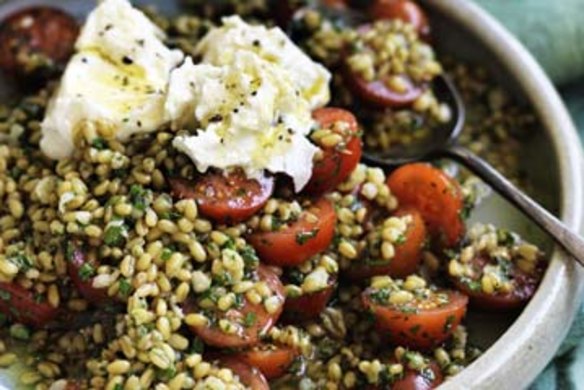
<box><xmin>0</xmin><ymin>1</ymin><xmax>582</xmax><ymax>389</ymax></box>
<box><xmin>425</xmin><ymin>1</ymin><xmax>584</xmax><ymax>388</ymax></box>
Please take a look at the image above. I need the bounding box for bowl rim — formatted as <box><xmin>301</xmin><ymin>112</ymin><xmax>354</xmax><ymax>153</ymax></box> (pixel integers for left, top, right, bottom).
<box><xmin>425</xmin><ymin>1</ymin><xmax>584</xmax><ymax>388</ymax></box>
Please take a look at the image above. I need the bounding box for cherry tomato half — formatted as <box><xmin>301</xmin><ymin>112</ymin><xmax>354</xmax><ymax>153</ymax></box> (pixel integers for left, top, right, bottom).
<box><xmin>0</xmin><ymin>6</ymin><xmax>79</xmax><ymax>78</ymax></box>
<box><xmin>346</xmin><ymin>208</ymin><xmax>427</xmax><ymax>280</ymax></box>
<box><xmin>305</xmin><ymin>108</ymin><xmax>362</xmax><ymax>195</ymax></box>
<box><xmin>67</xmin><ymin>246</ymin><xmax>109</xmax><ymax>305</ymax></box>
<box><xmin>169</xmin><ymin>170</ymin><xmax>274</xmax><ymax>224</ymax></box>
<box><xmin>369</xmin><ymin>0</ymin><xmax>431</xmax><ymax>40</ymax></box>
<box><xmin>248</xmin><ymin>198</ymin><xmax>337</xmax><ymax>267</ymax></box>
<box><xmin>186</xmin><ymin>265</ymin><xmax>284</xmax><ymax>349</ymax></box>
<box><xmin>387</xmin><ymin>163</ymin><xmax>465</xmax><ymax>248</ymax></box>
<box><xmin>344</xmin><ymin>65</ymin><xmax>424</xmax><ymax>108</ymax></box>
<box><xmin>363</xmin><ymin>289</ymin><xmax>468</xmax><ymax>349</ymax></box>
<box><xmin>368</xmin><ymin>361</ymin><xmax>443</xmax><ymax>390</ymax></box>
<box><xmin>230</xmin><ymin>344</ymin><xmax>299</xmax><ymax>380</ymax></box>
<box><xmin>0</xmin><ymin>282</ymin><xmax>59</xmax><ymax>327</ymax></box>
<box><xmin>219</xmin><ymin>358</ymin><xmax>270</xmax><ymax>390</ymax></box>
<box><xmin>450</xmin><ymin>255</ymin><xmax>543</xmax><ymax>311</ymax></box>
<box><xmin>283</xmin><ymin>277</ymin><xmax>336</xmax><ymax>322</ymax></box>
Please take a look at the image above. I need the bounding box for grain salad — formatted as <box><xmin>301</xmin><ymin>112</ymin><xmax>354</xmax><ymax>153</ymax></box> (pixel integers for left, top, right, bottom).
<box><xmin>0</xmin><ymin>0</ymin><xmax>545</xmax><ymax>389</ymax></box>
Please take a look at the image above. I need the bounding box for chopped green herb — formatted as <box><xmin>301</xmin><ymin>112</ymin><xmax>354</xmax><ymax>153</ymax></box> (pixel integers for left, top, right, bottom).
<box><xmin>240</xmin><ymin>245</ymin><xmax>259</xmax><ymax>269</ymax></box>
<box><xmin>91</xmin><ymin>137</ymin><xmax>108</xmax><ymax>150</ymax></box>
<box><xmin>317</xmin><ymin>337</ymin><xmax>339</xmax><ymax>360</ymax></box>
<box><xmin>190</xmin><ymin>337</ymin><xmax>205</xmax><ymax>354</ymax></box>
<box><xmin>497</xmin><ymin>228</ymin><xmax>518</xmax><ymax>246</ymax></box>
<box><xmin>157</xmin><ymin>365</ymin><xmax>176</xmax><ymax>381</ymax></box>
<box><xmin>287</xmin><ymin>356</ymin><xmax>304</xmax><ymax>375</ymax></box>
<box><xmin>78</xmin><ymin>263</ymin><xmax>95</xmax><ymax>282</ymax></box>
<box><xmin>65</xmin><ymin>242</ymin><xmax>76</xmax><ymax>262</ymax></box>
<box><xmin>161</xmin><ymin>248</ymin><xmax>173</xmax><ymax>261</ymax></box>
<box><xmin>395</xmin><ymin>234</ymin><xmax>407</xmax><ymax>245</ymax></box>
<box><xmin>119</xmin><ymin>278</ymin><xmax>132</xmax><ymax>296</ymax></box>
<box><xmin>369</xmin><ymin>289</ymin><xmax>390</xmax><ymax>304</ymax></box>
<box><xmin>160</xmin><ymin>211</ymin><xmax>182</xmax><ymax>221</ymax></box>
<box><xmin>399</xmin><ymin>306</ymin><xmax>419</xmax><ymax>314</ymax></box>
<box><xmin>129</xmin><ymin>184</ymin><xmax>151</xmax><ymax>211</ymax></box>
<box><xmin>234</xmin><ymin>293</ymin><xmax>244</xmax><ymax>308</ymax></box>
<box><xmin>295</xmin><ymin>228</ymin><xmax>320</xmax><ymax>245</ymax></box>
<box><xmin>243</xmin><ymin>312</ymin><xmax>257</xmax><ymax>328</ymax></box>
<box><xmin>443</xmin><ymin>314</ymin><xmax>456</xmax><ymax>333</ymax></box>
<box><xmin>287</xmin><ymin>269</ymin><xmax>304</xmax><ymax>285</ymax></box>
<box><xmin>104</xmin><ymin>224</ymin><xmax>127</xmax><ymax>246</ymax></box>
<box><xmin>460</xmin><ymin>202</ymin><xmax>473</xmax><ymax>220</ymax></box>
<box><xmin>8</xmin><ymin>253</ymin><xmax>33</xmax><ymax>271</ymax></box>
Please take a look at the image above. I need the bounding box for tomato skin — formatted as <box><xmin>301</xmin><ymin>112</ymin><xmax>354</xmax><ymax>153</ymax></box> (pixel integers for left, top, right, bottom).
<box><xmin>392</xmin><ymin>361</ymin><xmax>443</xmax><ymax>390</ymax></box>
<box><xmin>451</xmin><ymin>255</ymin><xmax>542</xmax><ymax>311</ymax></box>
<box><xmin>368</xmin><ymin>361</ymin><xmax>443</xmax><ymax>390</ymax></box>
<box><xmin>219</xmin><ymin>358</ymin><xmax>270</xmax><ymax>390</ymax></box>
<box><xmin>345</xmin><ymin>208</ymin><xmax>427</xmax><ymax>280</ymax></box>
<box><xmin>0</xmin><ymin>7</ymin><xmax>79</xmax><ymax>78</ymax></box>
<box><xmin>67</xmin><ymin>247</ymin><xmax>109</xmax><ymax>305</ymax></box>
<box><xmin>305</xmin><ymin>108</ymin><xmax>362</xmax><ymax>195</ymax></box>
<box><xmin>344</xmin><ymin>64</ymin><xmax>425</xmax><ymax>108</ymax></box>
<box><xmin>369</xmin><ymin>0</ymin><xmax>431</xmax><ymax>40</ymax></box>
<box><xmin>283</xmin><ymin>278</ymin><xmax>336</xmax><ymax>322</ymax></box>
<box><xmin>169</xmin><ymin>171</ymin><xmax>274</xmax><ymax>224</ymax></box>
<box><xmin>248</xmin><ymin>198</ymin><xmax>337</xmax><ymax>267</ymax></box>
<box><xmin>387</xmin><ymin>163</ymin><xmax>465</xmax><ymax>248</ymax></box>
<box><xmin>230</xmin><ymin>345</ymin><xmax>299</xmax><ymax>380</ymax></box>
<box><xmin>186</xmin><ymin>266</ymin><xmax>284</xmax><ymax>349</ymax></box>
<box><xmin>363</xmin><ymin>289</ymin><xmax>468</xmax><ymax>349</ymax></box>
<box><xmin>0</xmin><ymin>282</ymin><xmax>59</xmax><ymax>327</ymax></box>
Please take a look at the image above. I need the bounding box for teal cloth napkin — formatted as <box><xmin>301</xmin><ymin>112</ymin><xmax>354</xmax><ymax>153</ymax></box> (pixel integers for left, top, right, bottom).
<box><xmin>473</xmin><ymin>1</ymin><xmax>584</xmax><ymax>388</ymax></box>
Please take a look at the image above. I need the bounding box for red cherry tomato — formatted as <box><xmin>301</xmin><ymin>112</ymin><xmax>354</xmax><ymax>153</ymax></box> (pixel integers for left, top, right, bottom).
<box><xmin>169</xmin><ymin>170</ymin><xmax>274</xmax><ymax>224</ymax></box>
<box><xmin>0</xmin><ymin>282</ymin><xmax>59</xmax><ymax>327</ymax></box>
<box><xmin>363</xmin><ymin>288</ymin><xmax>468</xmax><ymax>349</ymax></box>
<box><xmin>450</xmin><ymin>255</ymin><xmax>544</xmax><ymax>311</ymax></box>
<box><xmin>0</xmin><ymin>6</ymin><xmax>79</xmax><ymax>78</ymax></box>
<box><xmin>393</xmin><ymin>361</ymin><xmax>443</xmax><ymax>390</ymax></box>
<box><xmin>219</xmin><ymin>358</ymin><xmax>270</xmax><ymax>390</ymax></box>
<box><xmin>346</xmin><ymin>208</ymin><xmax>427</xmax><ymax>280</ymax></box>
<box><xmin>369</xmin><ymin>0</ymin><xmax>431</xmax><ymax>40</ymax></box>
<box><xmin>305</xmin><ymin>108</ymin><xmax>362</xmax><ymax>195</ymax></box>
<box><xmin>230</xmin><ymin>344</ymin><xmax>299</xmax><ymax>380</ymax></box>
<box><xmin>387</xmin><ymin>163</ymin><xmax>465</xmax><ymax>248</ymax></box>
<box><xmin>186</xmin><ymin>265</ymin><xmax>284</xmax><ymax>349</ymax></box>
<box><xmin>368</xmin><ymin>361</ymin><xmax>443</xmax><ymax>390</ymax></box>
<box><xmin>248</xmin><ymin>198</ymin><xmax>336</xmax><ymax>267</ymax></box>
<box><xmin>344</xmin><ymin>66</ymin><xmax>425</xmax><ymax>108</ymax></box>
<box><xmin>323</xmin><ymin>0</ymin><xmax>349</xmax><ymax>7</ymax></box>
<box><xmin>67</xmin><ymin>246</ymin><xmax>109</xmax><ymax>305</ymax></box>
<box><xmin>283</xmin><ymin>277</ymin><xmax>336</xmax><ymax>322</ymax></box>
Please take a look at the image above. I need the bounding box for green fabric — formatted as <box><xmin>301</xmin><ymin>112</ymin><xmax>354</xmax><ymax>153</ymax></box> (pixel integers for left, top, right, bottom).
<box><xmin>475</xmin><ymin>0</ymin><xmax>584</xmax><ymax>85</ymax></box>
<box><xmin>472</xmin><ymin>1</ymin><xmax>584</xmax><ymax>388</ymax></box>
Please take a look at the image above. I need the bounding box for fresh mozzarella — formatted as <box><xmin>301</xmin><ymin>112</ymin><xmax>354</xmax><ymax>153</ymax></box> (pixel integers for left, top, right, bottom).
<box><xmin>196</xmin><ymin>15</ymin><xmax>331</xmax><ymax>109</ymax></box>
<box><xmin>169</xmin><ymin>53</ymin><xmax>319</xmax><ymax>191</ymax></box>
<box><xmin>40</xmin><ymin>0</ymin><xmax>183</xmax><ymax>159</ymax></box>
